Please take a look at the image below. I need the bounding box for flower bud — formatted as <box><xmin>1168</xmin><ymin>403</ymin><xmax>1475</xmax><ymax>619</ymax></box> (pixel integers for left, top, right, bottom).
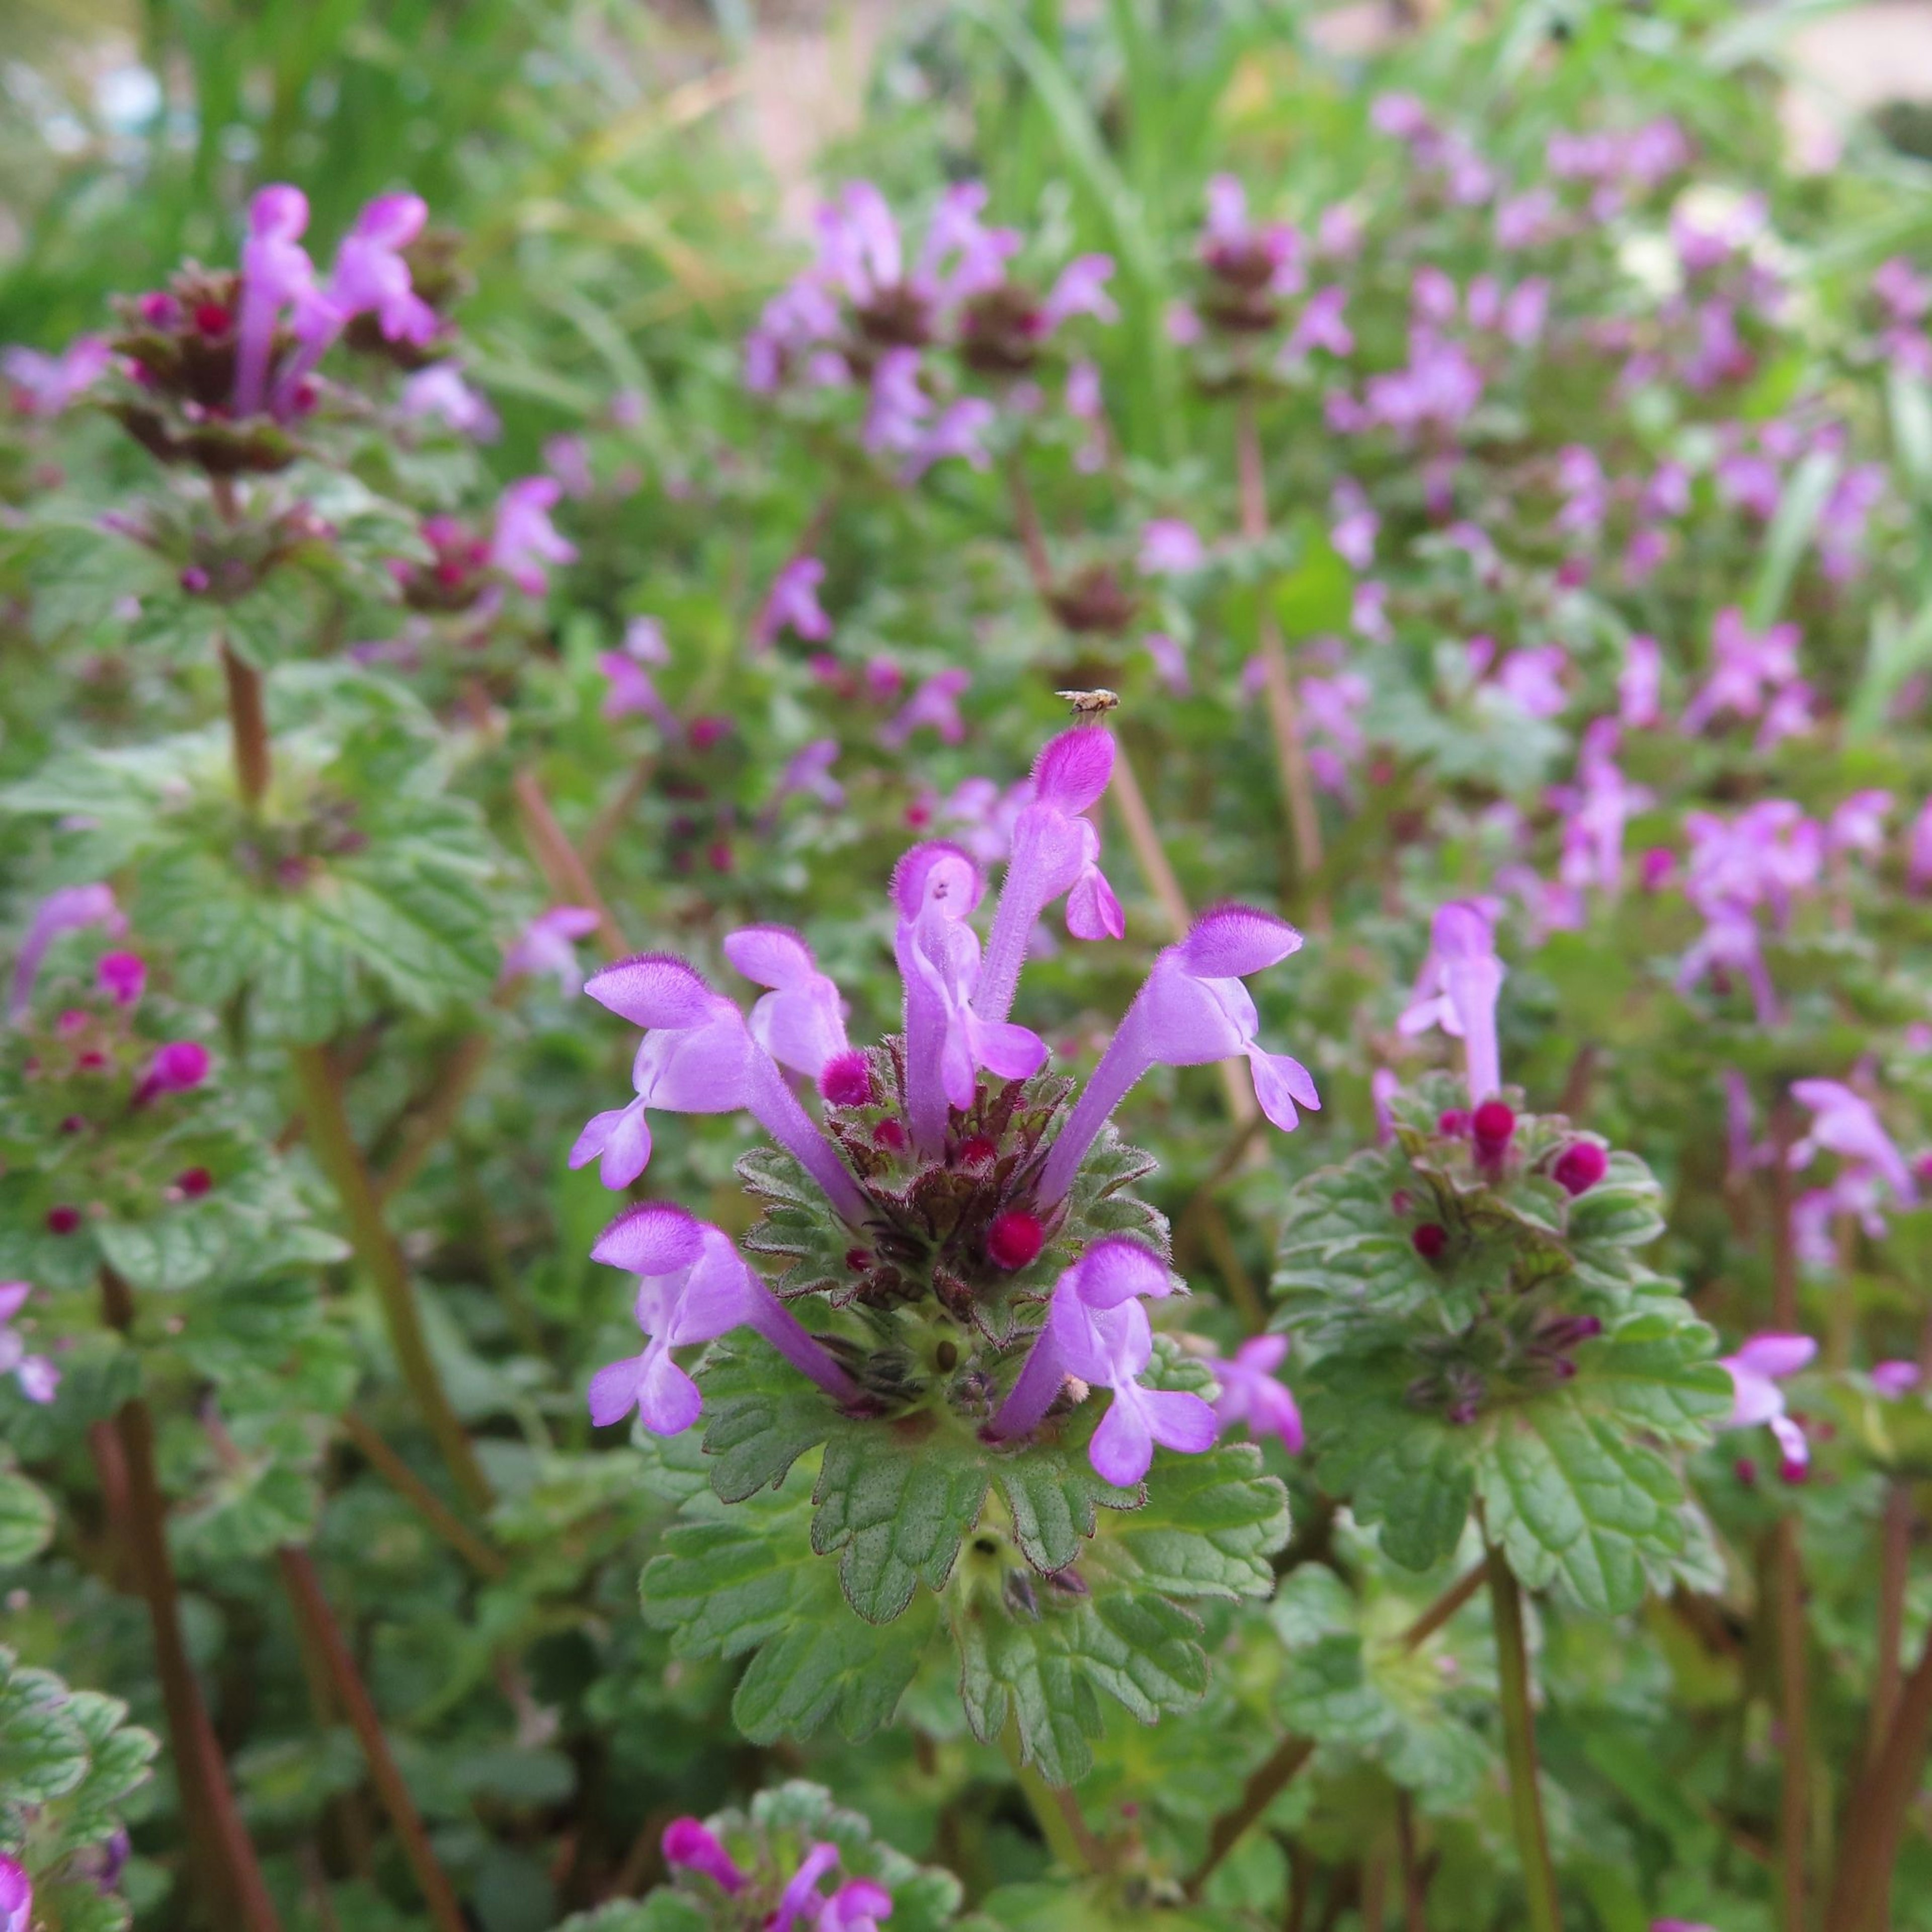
<box><xmin>987</xmin><ymin>1210</ymin><xmax>1046</xmax><ymax>1271</ymax></box>
<box><xmin>1412</xmin><ymin>1223</ymin><xmax>1447</xmax><ymax>1260</ymax></box>
<box><xmin>818</xmin><ymin>1050</ymin><xmax>873</xmax><ymax>1108</ymax></box>
<box><xmin>1552</xmin><ymin>1140</ymin><xmax>1608</xmax><ymax>1195</ymax></box>
<box><xmin>1472</xmin><ymin>1099</ymin><xmax>1515</xmax><ymax>1162</ymax></box>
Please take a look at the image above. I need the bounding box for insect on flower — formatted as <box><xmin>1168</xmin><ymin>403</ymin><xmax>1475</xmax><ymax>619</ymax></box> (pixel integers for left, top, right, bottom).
<box><xmin>1056</xmin><ymin>687</ymin><xmax>1120</xmax><ymax>721</ymax></box>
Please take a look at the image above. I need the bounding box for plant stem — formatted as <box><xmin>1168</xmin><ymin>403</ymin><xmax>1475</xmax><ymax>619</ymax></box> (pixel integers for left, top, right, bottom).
<box><xmin>1771</xmin><ymin>1516</ymin><xmax>1810</xmax><ymax>1932</ymax></box>
<box><xmin>1824</xmin><ymin>1613</ymin><xmax>1932</xmax><ymax>1932</ymax></box>
<box><xmin>582</xmin><ymin>753</ymin><xmax>658</xmax><ymax>870</ymax></box>
<box><xmin>1767</xmin><ymin>1094</ymin><xmax>1801</xmax><ymax>1328</ymax></box>
<box><xmin>1396</xmin><ymin>1790</ymin><xmax>1429</xmax><ymax>1932</ymax></box>
<box><xmin>999</xmin><ymin>1723</ymin><xmax>1095</xmax><ymax>1874</ymax></box>
<box><xmin>276</xmin><ymin>1546</ymin><xmax>469</xmax><ymax>1932</ymax></box>
<box><xmin>1867</xmin><ymin>1481</ymin><xmax>1912</xmax><ymax>1768</ymax></box>
<box><xmin>1186</xmin><ymin>1731</ymin><xmax>1316</xmax><ymax>1897</ymax></box>
<box><xmin>290</xmin><ymin>1043</ymin><xmax>493</xmax><ymax>1512</ymax></box>
<box><xmin>374</xmin><ymin>1031</ymin><xmax>492</xmax><ymax>1202</ymax></box>
<box><xmin>511</xmin><ymin>769</ymin><xmax>629</xmax><ymax>959</ymax></box>
<box><xmin>94</xmin><ymin>1267</ymin><xmax>284</xmax><ymax>1932</ymax></box>
<box><xmin>1234</xmin><ymin>399</ymin><xmax>1324</xmax><ymax>915</ymax></box>
<box><xmin>1399</xmin><ymin>1558</ymin><xmax>1488</xmax><ymax>1653</ymax></box>
<box><xmin>340</xmin><ymin>1412</ymin><xmax>506</xmax><ymax>1579</ymax></box>
<box><xmin>221</xmin><ymin>640</ymin><xmax>273</xmax><ymax>811</ymax></box>
<box><xmin>1005</xmin><ymin>453</ymin><xmax>1057</xmax><ymax>601</ymax></box>
<box><xmin>1486</xmin><ymin>1547</ymin><xmax>1561</xmax><ymax>1932</ymax></box>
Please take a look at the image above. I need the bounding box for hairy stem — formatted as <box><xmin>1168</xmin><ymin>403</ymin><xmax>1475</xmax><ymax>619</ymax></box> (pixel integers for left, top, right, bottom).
<box><xmin>1000</xmin><ymin>1724</ymin><xmax>1094</xmax><ymax>1874</ymax></box>
<box><xmin>1771</xmin><ymin>1517</ymin><xmax>1810</xmax><ymax>1932</ymax></box>
<box><xmin>1234</xmin><ymin>399</ymin><xmax>1324</xmax><ymax>912</ymax></box>
<box><xmin>1487</xmin><ymin>1547</ymin><xmax>1561</xmax><ymax>1932</ymax></box>
<box><xmin>1868</xmin><ymin>1481</ymin><xmax>1912</xmax><ymax>1768</ymax></box>
<box><xmin>1396</xmin><ymin>1790</ymin><xmax>1429</xmax><ymax>1932</ymax></box>
<box><xmin>340</xmin><ymin>1412</ymin><xmax>506</xmax><ymax>1579</ymax></box>
<box><xmin>94</xmin><ymin>1267</ymin><xmax>284</xmax><ymax>1932</ymax></box>
<box><xmin>1186</xmin><ymin>1731</ymin><xmax>1316</xmax><ymax>1898</ymax></box>
<box><xmin>221</xmin><ymin>640</ymin><xmax>273</xmax><ymax>812</ymax></box>
<box><xmin>1825</xmin><ymin>1612</ymin><xmax>1932</xmax><ymax>1932</ymax></box>
<box><xmin>277</xmin><ymin>1547</ymin><xmax>468</xmax><ymax>1932</ymax></box>
<box><xmin>290</xmin><ymin>1043</ymin><xmax>493</xmax><ymax>1512</ymax></box>
<box><xmin>1400</xmin><ymin>1558</ymin><xmax>1488</xmax><ymax>1653</ymax></box>
<box><xmin>511</xmin><ymin>769</ymin><xmax>628</xmax><ymax>959</ymax></box>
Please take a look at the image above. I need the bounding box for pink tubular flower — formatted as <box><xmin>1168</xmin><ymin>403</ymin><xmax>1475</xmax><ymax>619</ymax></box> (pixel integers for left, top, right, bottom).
<box><xmin>894</xmin><ymin>844</ymin><xmax>1046</xmax><ymax>1158</ymax></box>
<box><xmin>233</xmin><ymin>185</ymin><xmax>315</xmax><ymax>419</ymax></box>
<box><xmin>975</xmin><ymin>727</ymin><xmax>1122</xmax><ymax>1025</ymax></box>
<box><xmin>97</xmin><ymin>950</ymin><xmax>146</xmax><ymax>1006</ymax></box>
<box><xmin>1721</xmin><ymin>1332</ymin><xmax>1816</xmax><ymax>1472</ymax></box>
<box><xmin>134</xmin><ymin>1040</ymin><xmax>210</xmax><ymax>1105</ymax></box>
<box><xmin>0</xmin><ymin>1853</ymin><xmax>29</xmax><ymax>1932</ymax></box>
<box><xmin>1790</xmin><ymin>1079</ymin><xmax>1918</xmax><ymax>1203</ymax></box>
<box><xmin>0</xmin><ymin>1282</ymin><xmax>57</xmax><ymax>1406</ymax></box>
<box><xmin>1872</xmin><ymin>1361</ymin><xmax>1922</xmax><ymax>1399</ymax></box>
<box><xmin>879</xmin><ymin>669</ymin><xmax>970</xmax><ymax>750</ymax></box>
<box><xmin>1828</xmin><ymin>790</ymin><xmax>1892</xmax><ymax>859</ymax></box>
<box><xmin>574</xmin><ymin>955</ymin><xmax>869</xmax><ymax>1224</ymax></box>
<box><xmin>1619</xmin><ymin>635</ymin><xmax>1662</xmax><ymax>727</ymax></box>
<box><xmin>1139</xmin><ymin>518</ymin><xmax>1206</xmax><ymax>575</ymax></box>
<box><xmin>502</xmin><ymin>907</ymin><xmax>600</xmax><ymax>995</ymax></box>
<box><xmin>754</xmin><ymin>556</ymin><xmax>834</xmax><ymax>649</ymax></box>
<box><xmin>11</xmin><ymin>883</ymin><xmax>126</xmax><ymax>1019</ymax></box>
<box><xmin>991</xmin><ymin>1239</ymin><xmax>1217</xmax><ymax>1485</ymax></box>
<box><xmin>1397</xmin><ymin>901</ymin><xmax>1506</xmax><ymax>1104</ymax></box>
<box><xmin>398</xmin><ymin>362</ymin><xmax>500</xmax><ymax>440</ymax></box>
<box><xmin>817</xmin><ymin>1879</ymin><xmax>894</xmax><ymax>1931</ymax></box>
<box><xmin>1037</xmin><ymin>906</ymin><xmax>1316</xmax><ymax>1206</ymax></box>
<box><xmin>723</xmin><ymin>926</ymin><xmax>851</xmax><ymax>1081</ymax></box>
<box><xmin>771</xmin><ymin>1844</ymin><xmax>847</xmax><ymax>1932</ymax></box>
<box><xmin>597</xmin><ymin>653</ymin><xmax>677</xmax><ymax>732</ymax></box>
<box><xmin>587</xmin><ymin>1204</ymin><xmax>856</xmax><ymax>1434</ymax></box>
<box><xmin>661</xmin><ymin>1818</ymin><xmax>745</xmax><ymax>1893</ymax></box>
<box><xmin>489</xmin><ymin>478</ymin><xmax>576</xmax><ymax>597</ymax></box>
<box><xmin>1682</xmin><ymin>607</ymin><xmax>1802</xmax><ymax>737</ymax></box>
<box><xmin>4</xmin><ymin>335</ymin><xmax>110</xmax><ymax>417</ymax></box>
<box><xmin>1208</xmin><ymin>1334</ymin><xmax>1303</xmax><ymax>1453</ymax></box>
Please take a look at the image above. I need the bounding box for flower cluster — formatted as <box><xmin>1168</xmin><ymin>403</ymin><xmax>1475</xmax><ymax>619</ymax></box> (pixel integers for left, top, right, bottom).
<box><xmin>745</xmin><ymin>181</ymin><xmax>1116</xmax><ymax>479</ymax></box>
<box><xmin>577</xmin><ymin>725</ymin><xmax>1316</xmax><ymax>1486</ymax></box>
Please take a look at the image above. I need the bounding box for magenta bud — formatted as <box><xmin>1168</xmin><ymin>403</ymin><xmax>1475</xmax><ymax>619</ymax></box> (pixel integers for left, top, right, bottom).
<box><xmin>179</xmin><ymin>566</ymin><xmax>210</xmax><ymax>594</ymax></box>
<box><xmin>818</xmin><ymin>1049</ymin><xmax>873</xmax><ymax>1108</ymax></box>
<box><xmin>136</xmin><ymin>1040</ymin><xmax>210</xmax><ymax>1104</ymax></box>
<box><xmin>662</xmin><ymin>1819</ymin><xmax>745</xmax><ymax>1894</ymax></box>
<box><xmin>1552</xmin><ymin>1141</ymin><xmax>1608</xmax><ymax>1195</ymax></box>
<box><xmin>987</xmin><ymin>1209</ymin><xmax>1046</xmax><ymax>1272</ymax></box>
<box><xmin>1437</xmin><ymin>1108</ymin><xmax>1470</xmax><ymax>1136</ymax></box>
<box><xmin>98</xmin><ymin>951</ymin><xmax>146</xmax><ymax>1006</ymax></box>
<box><xmin>46</xmin><ymin>1205</ymin><xmax>82</xmax><ymax>1235</ymax></box>
<box><xmin>1412</xmin><ymin>1223</ymin><xmax>1447</xmax><ymax>1260</ymax></box>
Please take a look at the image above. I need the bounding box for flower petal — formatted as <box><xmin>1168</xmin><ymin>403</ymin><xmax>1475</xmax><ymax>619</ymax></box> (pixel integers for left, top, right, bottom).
<box><xmin>590</xmin><ymin>1200</ymin><xmax>703</xmax><ymax>1275</ymax></box>
<box><xmin>585</xmin><ymin>953</ymin><xmax>717</xmax><ymax>1028</ymax></box>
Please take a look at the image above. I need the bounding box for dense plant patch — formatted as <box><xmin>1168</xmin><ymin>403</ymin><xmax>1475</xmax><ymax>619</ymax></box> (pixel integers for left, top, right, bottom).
<box><xmin>4</xmin><ymin>3</ymin><xmax>1932</xmax><ymax>1928</ymax></box>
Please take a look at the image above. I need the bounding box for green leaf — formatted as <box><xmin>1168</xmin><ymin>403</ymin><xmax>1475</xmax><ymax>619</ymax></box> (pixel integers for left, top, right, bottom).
<box><xmin>0</xmin><ymin>1469</ymin><xmax>54</xmax><ymax>1568</ymax></box>
<box><xmin>0</xmin><ymin>1653</ymin><xmax>91</xmax><ymax>1808</ymax></box>
<box><xmin>639</xmin><ymin>1469</ymin><xmax>938</xmax><ymax>1745</ymax></box>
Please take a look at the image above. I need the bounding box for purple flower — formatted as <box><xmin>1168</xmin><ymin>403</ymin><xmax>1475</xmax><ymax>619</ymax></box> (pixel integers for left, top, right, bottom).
<box><xmin>1790</xmin><ymin>1079</ymin><xmax>1918</xmax><ymax>1204</ymax></box>
<box><xmin>1911</xmin><ymin>798</ymin><xmax>1932</xmax><ymax>892</ymax></box>
<box><xmin>879</xmin><ymin>669</ymin><xmax>970</xmax><ymax>750</ymax></box>
<box><xmin>1828</xmin><ymin>790</ymin><xmax>1891</xmax><ymax>858</ymax></box>
<box><xmin>1208</xmin><ymin>1334</ymin><xmax>1303</xmax><ymax>1453</ymax></box>
<box><xmin>233</xmin><ymin>185</ymin><xmax>316</xmax><ymax>419</ymax></box>
<box><xmin>0</xmin><ymin>1854</ymin><xmax>29</xmax><ymax>1932</ymax></box>
<box><xmin>1139</xmin><ymin>518</ymin><xmax>1205</xmax><ymax>576</ymax></box>
<box><xmin>574</xmin><ymin>955</ymin><xmax>869</xmax><ymax>1223</ymax></box>
<box><xmin>135</xmin><ymin>1040</ymin><xmax>210</xmax><ymax>1105</ymax></box>
<box><xmin>1037</xmin><ymin>906</ymin><xmax>1316</xmax><ymax>1206</ymax></box>
<box><xmin>588</xmin><ymin>1203</ymin><xmax>856</xmax><ymax>1433</ymax></box>
<box><xmin>503</xmin><ymin>907</ymin><xmax>600</xmax><ymax>994</ymax></box>
<box><xmin>1552</xmin><ymin>720</ymin><xmax>1651</xmax><ymax>897</ymax></box>
<box><xmin>1329</xmin><ymin>478</ymin><xmax>1377</xmax><ymax>569</ymax></box>
<box><xmin>817</xmin><ymin>1879</ymin><xmax>895</xmax><ymax>1931</ymax></box>
<box><xmin>1398</xmin><ymin>901</ymin><xmax>1505</xmax><ymax>1104</ymax></box>
<box><xmin>598</xmin><ymin>653</ymin><xmax>677</xmax><ymax>731</ymax></box>
<box><xmin>489</xmin><ymin>478</ymin><xmax>576</xmax><ymax>597</ymax></box>
<box><xmin>1682</xmin><ymin>607</ymin><xmax>1801</xmax><ymax>736</ymax></box>
<box><xmin>771</xmin><ymin>739</ymin><xmax>845</xmax><ymax>814</ymax></box>
<box><xmin>0</xmin><ymin>1282</ymin><xmax>57</xmax><ymax>1406</ymax></box>
<box><xmin>11</xmin><ymin>882</ymin><xmax>126</xmax><ymax>1019</ymax></box>
<box><xmin>1041</xmin><ymin>254</ymin><xmax>1118</xmax><ymax>328</ymax></box>
<box><xmin>661</xmin><ymin>1818</ymin><xmax>745</xmax><ymax>1893</ymax></box>
<box><xmin>1872</xmin><ymin>1361</ymin><xmax>1922</xmax><ymax>1399</ymax></box>
<box><xmin>771</xmin><ymin>1844</ymin><xmax>851</xmax><ymax>1932</ymax></box>
<box><xmin>97</xmin><ymin>950</ymin><xmax>146</xmax><ymax>1006</ymax></box>
<box><xmin>1721</xmin><ymin>1332</ymin><xmax>1816</xmax><ymax>1471</ymax></box>
<box><xmin>1619</xmin><ymin>635</ymin><xmax>1662</xmax><ymax>727</ymax></box>
<box><xmin>894</xmin><ymin>844</ymin><xmax>1048</xmax><ymax>1158</ymax></box>
<box><xmin>992</xmin><ymin>1239</ymin><xmax>1217</xmax><ymax>1485</ymax></box>
<box><xmin>1145</xmin><ymin>631</ymin><xmax>1190</xmax><ymax>696</ymax></box>
<box><xmin>754</xmin><ymin>556</ymin><xmax>834</xmax><ymax>649</ymax></box>
<box><xmin>3</xmin><ymin>335</ymin><xmax>110</xmax><ymax>417</ymax></box>
<box><xmin>975</xmin><ymin>728</ymin><xmax>1122</xmax><ymax>1025</ymax></box>
<box><xmin>723</xmin><ymin>926</ymin><xmax>851</xmax><ymax>1082</ymax></box>
<box><xmin>1286</xmin><ymin>286</ymin><xmax>1353</xmax><ymax>360</ymax></box>
<box><xmin>398</xmin><ymin>363</ymin><xmax>500</xmax><ymax>440</ymax></box>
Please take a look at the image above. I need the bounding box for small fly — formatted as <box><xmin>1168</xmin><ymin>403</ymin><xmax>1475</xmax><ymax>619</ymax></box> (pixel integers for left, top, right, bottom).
<box><xmin>1055</xmin><ymin>688</ymin><xmax>1120</xmax><ymax>721</ymax></box>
